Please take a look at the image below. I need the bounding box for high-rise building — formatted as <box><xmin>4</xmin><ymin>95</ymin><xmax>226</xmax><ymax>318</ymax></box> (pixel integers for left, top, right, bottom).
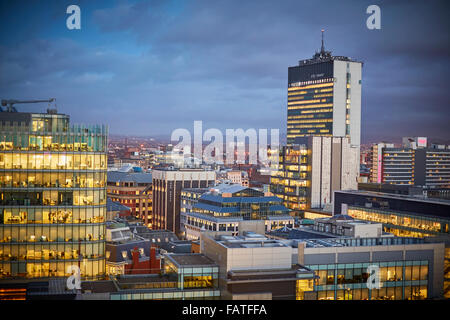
<box><xmin>152</xmin><ymin>168</ymin><xmax>215</xmax><ymax>235</ymax></box>
<box><xmin>368</xmin><ymin>141</ymin><xmax>450</xmax><ymax>187</ymax></box>
<box><xmin>270</xmin><ymin>136</ymin><xmax>359</xmax><ymax>214</ymax></box>
<box><xmin>0</xmin><ymin>110</ymin><xmax>108</xmax><ymax>280</ymax></box>
<box><xmin>287</xmin><ymin>31</ymin><xmax>362</xmax><ymax>146</ymax></box>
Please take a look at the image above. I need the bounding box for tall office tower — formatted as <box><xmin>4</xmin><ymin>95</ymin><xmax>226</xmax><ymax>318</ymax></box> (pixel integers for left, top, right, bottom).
<box><xmin>270</xmin><ymin>136</ymin><xmax>359</xmax><ymax>214</ymax></box>
<box><xmin>152</xmin><ymin>168</ymin><xmax>215</xmax><ymax>235</ymax></box>
<box><xmin>287</xmin><ymin>31</ymin><xmax>362</xmax><ymax>146</ymax></box>
<box><xmin>369</xmin><ymin>140</ymin><xmax>450</xmax><ymax>187</ymax></box>
<box><xmin>0</xmin><ymin>110</ymin><xmax>108</xmax><ymax>280</ymax></box>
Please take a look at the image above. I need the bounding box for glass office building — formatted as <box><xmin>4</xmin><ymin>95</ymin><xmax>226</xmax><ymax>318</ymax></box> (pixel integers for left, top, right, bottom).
<box><xmin>110</xmin><ymin>253</ymin><xmax>220</xmax><ymax>300</ymax></box>
<box><xmin>0</xmin><ymin>111</ymin><xmax>108</xmax><ymax>280</ymax></box>
<box><xmin>309</xmin><ymin>260</ymin><xmax>429</xmax><ymax>300</ymax></box>
<box><xmin>334</xmin><ymin>190</ymin><xmax>450</xmax><ymax>238</ymax></box>
<box><xmin>270</xmin><ymin>145</ymin><xmax>310</xmax><ymax>212</ymax></box>
<box><xmin>180</xmin><ymin>184</ymin><xmax>293</xmax><ymax>239</ymax></box>
<box><xmin>300</xmin><ymin>237</ymin><xmax>441</xmax><ymax>300</ymax></box>
<box><xmin>270</xmin><ymin>138</ymin><xmax>358</xmax><ymax>215</ymax></box>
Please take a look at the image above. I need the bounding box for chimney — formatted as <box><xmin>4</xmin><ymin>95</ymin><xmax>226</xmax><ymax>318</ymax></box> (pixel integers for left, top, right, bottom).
<box><xmin>150</xmin><ymin>244</ymin><xmax>160</xmax><ymax>273</ymax></box>
<box><xmin>150</xmin><ymin>245</ymin><xmax>156</xmax><ymax>261</ymax></box>
<box><xmin>131</xmin><ymin>246</ymin><xmax>139</xmax><ymax>267</ymax></box>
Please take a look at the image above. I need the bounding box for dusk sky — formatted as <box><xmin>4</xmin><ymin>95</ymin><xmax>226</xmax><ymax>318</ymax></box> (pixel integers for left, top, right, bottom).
<box><xmin>0</xmin><ymin>0</ymin><xmax>449</xmax><ymax>144</ymax></box>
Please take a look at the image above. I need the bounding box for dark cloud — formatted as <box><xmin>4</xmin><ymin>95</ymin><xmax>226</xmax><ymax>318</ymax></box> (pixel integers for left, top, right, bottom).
<box><xmin>0</xmin><ymin>0</ymin><xmax>449</xmax><ymax>144</ymax></box>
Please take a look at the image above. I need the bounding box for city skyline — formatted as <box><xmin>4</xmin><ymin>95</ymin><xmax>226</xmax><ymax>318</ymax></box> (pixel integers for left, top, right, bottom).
<box><xmin>0</xmin><ymin>0</ymin><xmax>449</xmax><ymax>143</ymax></box>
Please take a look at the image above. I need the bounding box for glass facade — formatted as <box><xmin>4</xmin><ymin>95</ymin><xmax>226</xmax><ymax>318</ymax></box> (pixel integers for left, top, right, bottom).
<box><xmin>347</xmin><ymin>206</ymin><xmax>449</xmax><ymax>238</ymax></box>
<box><xmin>296</xmin><ymin>278</ymin><xmax>314</xmax><ymax>300</ymax></box>
<box><xmin>181</xmin><ymin>187</ymin><xmax>291</xmax><ymax>239</ymax></box>
<box><xmin>110</xmin><ymin>289</ymin><xmax>221</xmax><ymax>300</ymax></box>
<box><xmin>110</xmin><ymin>257</ymin><xmax>220</xmax><ymax>300</ymax></box>
<box><xmin>287</xmin><ymin>81</ymin><xmax>334</xmax><ymax>144</ymax></box>
<box><xmin>164</xmin><ymin>259</ymin><xmax>219</xmax><ymax>290</ymax></box>
<box><xmin>308</xmin><ymin>260</ymin><xmax>429</xmax><ymax>300</ymax></box>
<box><xmin>270</xmin><ymin>145</ymin><xmax>310</xmax><ymax>214</ymax></box>
<box><xmin>0</xmin><ymin>113</ymin><xmax>108</xmax><ymax>280</ymax></box>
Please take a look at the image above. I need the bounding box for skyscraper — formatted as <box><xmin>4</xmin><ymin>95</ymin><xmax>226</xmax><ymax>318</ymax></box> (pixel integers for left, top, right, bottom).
<box><xmin>287</xmin><ymin>31</ymin><xmax>362</xmax><ymax>146</ymax></box>
<box><xmin>0</xmin><ymin>109</ymin><xmax>108</xmax><ymax>280</ymax></box>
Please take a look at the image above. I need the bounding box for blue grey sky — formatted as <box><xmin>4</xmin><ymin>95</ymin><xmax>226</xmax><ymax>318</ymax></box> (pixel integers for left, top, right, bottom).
<box><xmin>0</xmin><ymin>0</ymin><xmax>449</xmax><ymax>144</ymax></box>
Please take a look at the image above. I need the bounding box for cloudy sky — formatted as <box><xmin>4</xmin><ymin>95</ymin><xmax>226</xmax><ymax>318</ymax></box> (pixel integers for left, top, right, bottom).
<box><xmin>0</xmin><ymin>0</ymin><xmax>449</xmax><ymax>144</ymax></box>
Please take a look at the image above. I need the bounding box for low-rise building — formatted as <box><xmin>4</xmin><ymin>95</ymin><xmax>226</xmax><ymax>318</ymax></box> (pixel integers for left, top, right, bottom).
<box><xmin>265</xmin><ymin>215</ymin><xmax>446</xmax><ymax>300</ymax></box>
<box><xmin>107</xmin><ymin>171</ymin><xmax>153</xmax><ymax>227</ymax></box>
<box><xmin>106</xmin><ymin>198</ymin><xmax>131</xmax><ymax>221</ymax></box>
<box><xmin>333</xmin><ymin>190</ymin><xmax>450</xmax><ymax>238</ymax></box>
<box><xmin>105</xmin><ymin>223</ymin><xmax>160</xmax><ymax>276</ymax></box>
<box><xmin>108</xmin><ymin>253</ymin><xmax>220</xmax><ymax>300</ymax></box>
<box><xmin>181</xmin><ymin>184</ymin><xmax>294</xmax><ymax>240</ymax></box>
<box><xmin>202</xmin><ymin>231</ymin><xmax>316</xmax><ymax>300</ymax></box>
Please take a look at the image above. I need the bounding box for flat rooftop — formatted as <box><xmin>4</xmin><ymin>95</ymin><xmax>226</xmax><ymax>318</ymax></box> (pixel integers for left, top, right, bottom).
<box><xmin>292</xmin><ymin>236</ymin><xmax>429</xmax><ymax>249</ymax></box>
<box><xmin>165</xmin><ymin>253</ymin><xmax>217</xmax><ymax>267</ymax></box>
<box><xmin>115</xmin><ymin>274</ymin><xmax>175</xmax><ymax>285</ymax></box>
<box><xmin>337</xmin><ymin>189</ymin><xmax>450</xmax><ymax>206</ymax></box>
<box><xmin>267</xmin><ymin>227</ymin><xmax>338</xmax><ymax>240</ymax></box>
<box><xmin>81</xmin><ymin>280</ymin><xmax>117</xmax><ymax>293</ymax></box>
<box><xmin>214</xmin><ymin>233</ymin><xmax>290</xmax><ymax>249</ymax></box>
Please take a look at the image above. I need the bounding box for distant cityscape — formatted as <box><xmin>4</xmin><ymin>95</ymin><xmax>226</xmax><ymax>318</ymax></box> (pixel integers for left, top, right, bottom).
<box><xmin>0</xmin><ymin>23</ymin><xmax>449</xmax><ymax>304</ymax></box>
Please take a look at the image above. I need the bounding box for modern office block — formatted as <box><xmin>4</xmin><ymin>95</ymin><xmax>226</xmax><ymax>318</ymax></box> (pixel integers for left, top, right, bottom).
<box><xmin>0</xmin><ymin>110</ymin><xmax>108</xmax><ymax>280</ymax></box>
<box><xmin>368</xmin><ymin>142</ymin><xmax>450</xmax><ymax>187</ymax></box>
<box><xmin>202</xmin><ymin>232</ymin><xmax>316</xmax><ymax>300</ymax></box>
<box><xmin>152</xmin><ymin>168</ymin><xmax>215</xmax><ymax>235</ymax></box>
<box><xmin>333</xmin><ymin>190</ymin><xmax>450</xmax><ymax>239</ymax></box>
<box><xmin>287</xmin><ymin>32</ymin><xmax>362</xmax><ymax>146</ymax></box>
<box><xmin>27</xmin><ymin>253</ymin><xmax>221</xmax><ymax>300</ymax></box>
<box><xmin>270</xmin><ymin>136</ymin><xmax>359</xmax><ymax>214</ymax></box>
<box><xmin>180</xmin><ymin>184</ymin><xmax>293</xmax><ymax>240</ymax></box>
<box><xmin>109</xmin><ymin>253</ymin><xmax>220</xmax><ymax>300</ymax></box>
<box><xmin>267</xmin><ymin>215</ymin><xmax>446</xmax><ymax>300</ymax></box>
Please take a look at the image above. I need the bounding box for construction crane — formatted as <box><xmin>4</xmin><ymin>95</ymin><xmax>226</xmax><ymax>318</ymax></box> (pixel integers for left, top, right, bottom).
<box><xmin>1</xmin><ymin>98</ymin><xmax>56</xmax><ymax>113</ymax></box>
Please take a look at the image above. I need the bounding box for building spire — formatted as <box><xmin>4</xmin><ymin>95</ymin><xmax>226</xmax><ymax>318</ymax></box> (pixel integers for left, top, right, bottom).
<box><xmin>321</xmin><ymin>29</ymin><xmax>325</xmax><ymax>54</ymax></box>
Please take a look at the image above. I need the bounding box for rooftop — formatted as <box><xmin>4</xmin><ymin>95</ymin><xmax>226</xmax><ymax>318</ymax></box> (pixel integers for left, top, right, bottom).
<box><xmin>209</xmin><ymin>183</ymin><xmax>248</xmax><ymax>194</ymax></box>
<box><xmin>81</xmin><ymin>280</ymin><xmax>117</xmax><ymax>294</ymax></box>
<box><xmin>267</xmin><ymin>227</ymin><xmax>337</xmax><ymax>240</ymax></box>
<box><xmin>165</xmin><ymin>253</ymin><xmax>217</xmax><ymax>267</ymax></box>
<box><xmin>107</xmin><ymin>171</ymin><xmax>152</xmax><ymax>184</ymax></box>
<box><xmin>297</xmin><ymin>236</ymin><xmax>429</xmax><ymax>249</ymax></box>
<box><xmin>337</xmin><ymin>189</ymin><xmax>450</xmax><ymax>206</ymax></box>
<box><xmin>106</xmin><ymin>198</ymin><xmax>131</xmax><ymax>212</ymax></box>
<box><xmin>296</xmin><ymin>30</ymin><xmax>362</xmax><ymax>66</ymax></box>
<box><xmin>213</xmin><ymin>232</ymin><xmax>291</xmax><ymax>249</ymax></box>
